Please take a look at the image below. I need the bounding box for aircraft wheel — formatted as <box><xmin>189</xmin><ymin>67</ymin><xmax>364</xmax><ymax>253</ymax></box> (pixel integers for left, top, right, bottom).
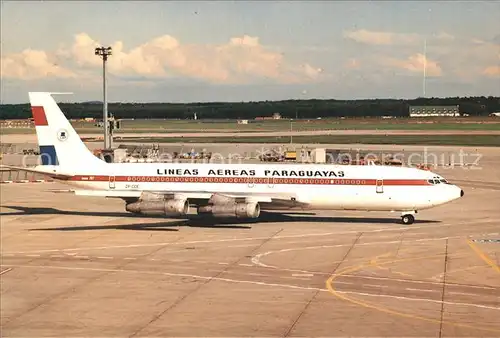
<box><xmin>401</xmin><ymin>214</ymin><xmax>415</xmax><ymax>225</ymax></box>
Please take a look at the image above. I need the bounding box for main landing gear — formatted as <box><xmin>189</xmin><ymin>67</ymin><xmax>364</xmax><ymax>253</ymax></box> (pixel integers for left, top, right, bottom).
<box><xmin>401</xmin><ymin>211</ymin><xmax>417</xmax><ymax>225</ymax></box>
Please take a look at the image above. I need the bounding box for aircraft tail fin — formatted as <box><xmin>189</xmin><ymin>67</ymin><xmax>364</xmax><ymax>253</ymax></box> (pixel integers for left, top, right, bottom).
<box><xmin>29</xmin><ymin>92</ymin><xmax>106</xmax><ymax>169</ymax></box>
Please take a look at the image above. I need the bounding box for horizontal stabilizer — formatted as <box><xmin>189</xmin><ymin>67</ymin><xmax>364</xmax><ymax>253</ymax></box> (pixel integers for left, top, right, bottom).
<box><xmin>0</xmin><ymin>165</ymin><xmax>72</xmax><ymax>180</ymax></box>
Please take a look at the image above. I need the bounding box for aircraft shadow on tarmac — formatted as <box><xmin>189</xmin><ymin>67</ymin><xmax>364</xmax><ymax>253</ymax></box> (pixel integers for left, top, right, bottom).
<box><xmin>2</xmin><ymin>205</ymin><xmax>439</xmax><ymax>232</ymax></box>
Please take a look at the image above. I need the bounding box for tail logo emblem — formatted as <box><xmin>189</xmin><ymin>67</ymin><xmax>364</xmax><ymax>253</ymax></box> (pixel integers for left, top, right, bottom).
<box><xmin>57</xmin><ymin>129</ymin><xmax>69</xmax><ymax>142</ymax></box>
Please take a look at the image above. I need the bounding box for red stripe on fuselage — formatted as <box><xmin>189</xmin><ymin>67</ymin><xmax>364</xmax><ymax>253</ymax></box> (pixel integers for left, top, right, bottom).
<box><xmin>68</xmin><ymin>175</ymin><xmax>431</xmax><ymax>186</ymax></box>
<box><xmin>31</xmin><ymin>106</ymin><xmax>48</xmax><ymax>126</ymax></box>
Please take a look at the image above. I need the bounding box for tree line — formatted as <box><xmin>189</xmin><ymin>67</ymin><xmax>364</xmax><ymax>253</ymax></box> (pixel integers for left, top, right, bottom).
<box><xmin>1</xmin><ymin>96</ymin><xmax>499</xmax><ymax>120</ymax></box>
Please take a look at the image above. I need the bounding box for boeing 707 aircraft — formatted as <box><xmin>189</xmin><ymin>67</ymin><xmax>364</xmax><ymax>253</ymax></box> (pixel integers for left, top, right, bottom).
<box><xmin>4</xmin><ymin>92</ymin><xmax>464</xmax><ymax>225</ymax></box>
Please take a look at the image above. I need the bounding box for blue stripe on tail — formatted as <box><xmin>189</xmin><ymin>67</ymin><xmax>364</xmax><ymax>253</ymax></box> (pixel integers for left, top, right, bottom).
<box><xmin>39</xmin><ymin>145</ymin><xmax>59</xmax><ymax>165</ymax></box>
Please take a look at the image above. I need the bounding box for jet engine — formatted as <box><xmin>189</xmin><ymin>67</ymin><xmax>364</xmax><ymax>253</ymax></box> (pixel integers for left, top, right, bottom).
<box><xmin>126</xmin><ymin>198</ymin><xmax>189</xmax><ymax>216</ymax></box>
<box><xmin>197</xmin><ymin>202</ymin><xmax>260</xmax><ymax>219</ymax></box>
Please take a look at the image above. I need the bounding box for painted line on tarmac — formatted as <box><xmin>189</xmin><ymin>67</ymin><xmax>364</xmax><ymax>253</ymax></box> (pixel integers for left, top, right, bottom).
<box><xmin>364</xmin><ymin>284</ymin><xmax>388</xmax><ymax>289</ymax></box>
<box><xmin>325</xmin><ymin>251</ymin><xmax>500</xmax><ymax>334</ymax></box>
<box><xmin>4</xmin><ymin>219</ymin><xmax>495</xmax><ymax>257</ymax></box>
<box><xmin>251</xmin><ymin>236</ymin><xmax>465</xmax><ymax>275</ymax></box>
<box><xmin>2</xmin><ymin>248</ymin><xmax>497</xmax><ymax>291</ymax></box>
<box><xmin>449</xmin><ymin>291</ymin><xmax>479</xmax><ymax>297</ymax></box>
<box><xmin>405</xmin><ymin>287</ymin><xmax>438</xmax><ymax>293</ymax></box>
<box><xmin>430</xmin><ymin>265</ymin><xmax>483</xmax><ymax>282</ymax></box>
<box><xmin>466</xmin><ymin>239</ymin><xmax>500</xmax><ymax>273</ymax></box>
<box><xmin>2</xmin><ymin>263</ymin><xmax>499</xmax><ymax>313</ymax></box>
<box><xmin>292</xmin><ymin>274</ymin><xmax>314</xmax><ymax>277</ymax></box>
<box><xmin>250</xmin><ymin>237</ymin><xmax>499</xmax><ymax>291</ymax></box>
<box><xmin>0</xmin><ymin>268</ymin><xmax>12</xmax><ymax>275</ymax></box>
<box><xmin>337</xmin><ymin>290</ymin><xmax>500</xmax><ymax>311</ymax></box>
<box><xmin>369</xmin><ymin>250</ymin><xmax>414</xmax><ymax>278</ymax></box>
<box><xmin>3</xmin><ymin>222</ymin><xmax>465</xmax><ymax>255</ymax></box>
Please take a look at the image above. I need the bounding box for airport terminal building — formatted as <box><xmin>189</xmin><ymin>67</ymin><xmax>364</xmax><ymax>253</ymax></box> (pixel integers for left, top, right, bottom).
<box><xmin>409</xmin><ymin>105</ymin><xmax>460</xmax><ymax>117</ymax></box>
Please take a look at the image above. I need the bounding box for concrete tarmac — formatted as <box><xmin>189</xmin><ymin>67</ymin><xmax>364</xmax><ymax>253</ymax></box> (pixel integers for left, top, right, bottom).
<box><xmin>1</xmin><ymin>145</ymin><xmax>500</xmax><ymax>337</ymax></box>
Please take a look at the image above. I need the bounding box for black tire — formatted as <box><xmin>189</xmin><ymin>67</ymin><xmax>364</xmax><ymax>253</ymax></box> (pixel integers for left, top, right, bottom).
<box><xmin>401</xmin><ymin>214</ymin><xmax>415</xmax><ymax>225</ymax></box>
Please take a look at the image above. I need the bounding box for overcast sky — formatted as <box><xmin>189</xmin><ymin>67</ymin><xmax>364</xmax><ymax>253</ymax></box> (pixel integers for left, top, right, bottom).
<box><xmin>1</xmin><ymin>1</ymin><xmax>499</xmax><ymax>103</ymax></box>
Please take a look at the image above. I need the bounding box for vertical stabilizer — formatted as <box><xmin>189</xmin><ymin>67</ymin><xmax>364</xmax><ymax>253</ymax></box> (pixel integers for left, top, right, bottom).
<box><xmin>29</xmin><ymin>92</ymin><xmax>106</xmax><ymax>169</ymax></box>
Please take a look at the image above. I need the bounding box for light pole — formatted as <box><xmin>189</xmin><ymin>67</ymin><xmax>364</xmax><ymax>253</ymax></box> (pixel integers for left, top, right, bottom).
<box><xmin>95</xmin><ymin>46</ymin><xmax>113</xmax><ymax>149</ymax></box>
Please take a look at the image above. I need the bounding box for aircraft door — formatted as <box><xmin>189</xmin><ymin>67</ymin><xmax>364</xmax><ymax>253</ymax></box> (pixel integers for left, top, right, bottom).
<box><xmin>376</xmin><ymin>179</ymin><xmax>384</xmax><ymax>193</ymax></box>
<box><xmin>109</xmin><ymin>175</ymin><xmax>116</xmax><ymax>189</ymax></box>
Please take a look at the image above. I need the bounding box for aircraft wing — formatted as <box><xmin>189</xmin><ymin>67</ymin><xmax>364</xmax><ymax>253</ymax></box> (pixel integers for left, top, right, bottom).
<box><xmin>55</xmin><ymin>189</ymin><xmax>308</xmax><ymax>209</ymax></box>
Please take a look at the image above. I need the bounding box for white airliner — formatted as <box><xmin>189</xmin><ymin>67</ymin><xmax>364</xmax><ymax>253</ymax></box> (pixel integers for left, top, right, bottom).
<box><xmin>5</xmin><ymin>92</ymin><xmax>464</xmax><ymax>225</ymax></box>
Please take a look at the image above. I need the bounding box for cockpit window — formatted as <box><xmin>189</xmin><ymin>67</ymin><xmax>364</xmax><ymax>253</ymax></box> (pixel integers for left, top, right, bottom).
<box><xmin>428</xmin><ymin>177</ymin><xmax>448</xmax><ymax>185</ymax></box>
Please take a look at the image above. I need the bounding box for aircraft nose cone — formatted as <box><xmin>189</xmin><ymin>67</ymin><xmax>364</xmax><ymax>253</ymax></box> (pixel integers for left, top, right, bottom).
<box><xmin>461</xmin><ymin>189</ymin><xmax>464</xmax><ymax>197</ymax></box>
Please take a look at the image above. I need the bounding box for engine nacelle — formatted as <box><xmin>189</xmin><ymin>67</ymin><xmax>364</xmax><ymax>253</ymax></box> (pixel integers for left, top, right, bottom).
<box><xmin>126</xmin><ymin>199</ymin><xmax>189</xmax><ymax>216</ymax></box>
<box><xmin>197</xmin><ymin>202</ymin><xmax>260</xmax><ymax>219</ymax></box>
<box><xmin>208</xmin><ymin>193</ymin><xmax>235</xmax><ymax>205</ymax></box>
